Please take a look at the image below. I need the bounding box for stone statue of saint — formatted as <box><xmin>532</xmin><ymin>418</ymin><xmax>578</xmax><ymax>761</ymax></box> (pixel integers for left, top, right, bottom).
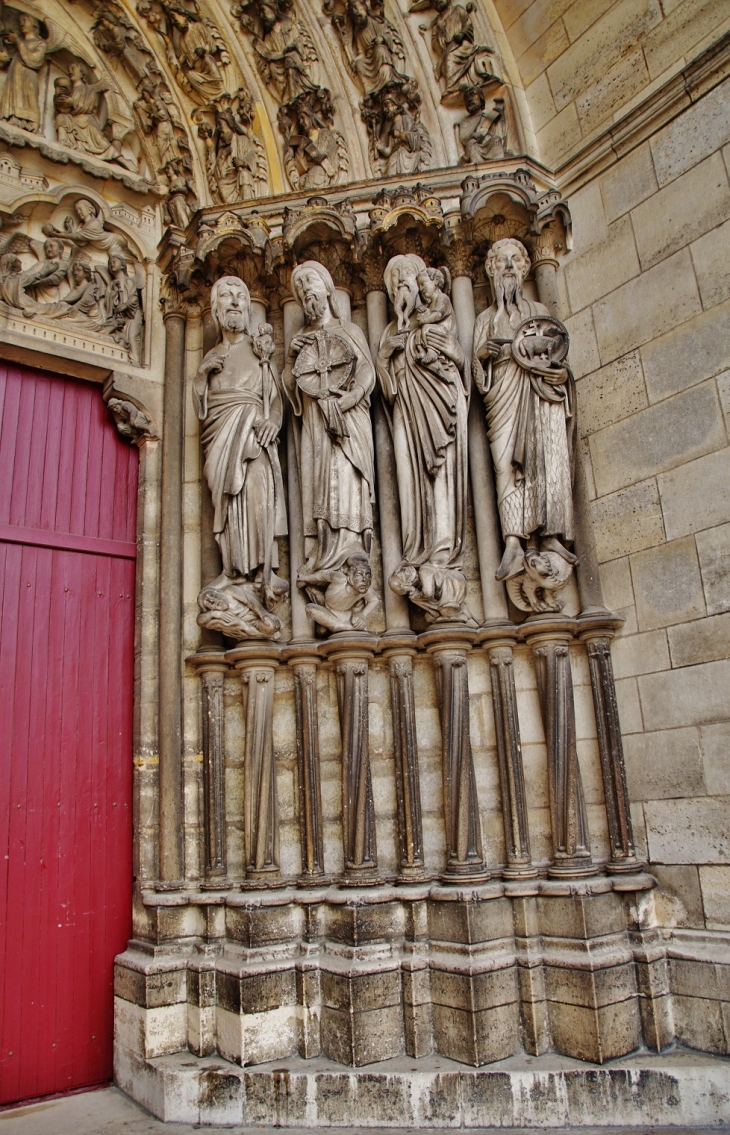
<box><xmin>472</xmin><ymin>237</ymin><xmax>577</xmax><ymax>599</ymax></box>
<box><xmin>193</xmin><ymin>276</ymin><xmax>288</xmax><ymax>639</ymax></box>
<box><xmin>285</xmin><ymin>260</ymin><xmax>377</xmax><ymax>631</ymax></box>
<box><xmin>0</xmin><ymin>14</ymin><xmax>50</xmax><ymax>133</ymax></box>
<box><xmin>377</xmin><ymin>254</ymin><xmax>470</xmax><ymax>621</ymax></box>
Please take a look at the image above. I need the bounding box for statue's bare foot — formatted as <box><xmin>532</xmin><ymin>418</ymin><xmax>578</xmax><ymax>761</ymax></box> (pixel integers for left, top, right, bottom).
<box><xmin>542</xmin><ymin>535</ymin><xmax>578</xmax><ymax>564</ymax></box>
<box><xmin>495</xmin><ymin>537</ymin><xmax>525</xmax><ymax>581</ymax></box>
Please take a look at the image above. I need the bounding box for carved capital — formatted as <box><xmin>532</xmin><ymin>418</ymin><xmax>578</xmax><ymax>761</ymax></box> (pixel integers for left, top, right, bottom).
<box><xmin>444</xmin><ymin>238</ymin><xmax>474</xmax><ymax>279</ymax></box>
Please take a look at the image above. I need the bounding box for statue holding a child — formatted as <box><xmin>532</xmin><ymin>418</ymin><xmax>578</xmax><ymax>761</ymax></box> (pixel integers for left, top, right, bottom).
<box><xmin>376</xmin><ymin>252</ymin><xmax>470</xmax><ymax>622</ymax></box>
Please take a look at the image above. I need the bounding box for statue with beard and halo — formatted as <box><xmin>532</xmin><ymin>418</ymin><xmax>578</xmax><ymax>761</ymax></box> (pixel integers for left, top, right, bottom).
<box><xmin>193</xmin><ymin>275</ymin><xmax>288</xmax><ymax>640</ymax></box>
<box><xmin>472</xmin><ymin>238</ymin><xmax>578</xmax><ymax>614</ymax></box>
<box><xmin>285</xmin><ymin>260</ymin><xmax>377</xmax><ymax>635</ymax></box>
<box><xmin>376</xmin><ymin>252</ymin><xmax>470</xmax><ymax>623</ymax></box>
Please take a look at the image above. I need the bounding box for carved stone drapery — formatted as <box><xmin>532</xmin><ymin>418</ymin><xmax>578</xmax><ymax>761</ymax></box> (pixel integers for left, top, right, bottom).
<box><xmin>426</xmin><ymin>634</ymin><xmax>489</xmax><ymax>883</ymax></box>
<box><xmin>234</xmin><ymin>646</ymin><xmax>282</xmax><ymax>886</ymax></box>
<box><xmin>324</xmin><ymin>638</ymin><xmax>379</xmax><ymax>882</ymax></box>
<box><xmin>580</xmin><ymin>627</ymin><xmax>640</xmax><ymax>874</ymax></box>
<box><xmin>526</xmin><ymin>626</ymin><xmax>596</xmax><ymax>879</ymax></box>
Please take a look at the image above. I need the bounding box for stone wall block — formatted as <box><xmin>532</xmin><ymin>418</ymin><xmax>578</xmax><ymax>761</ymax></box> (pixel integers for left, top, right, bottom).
<box><xmin>631</xmin><ymin>151</ymin><xmax>730</xmax><ymax>270</ymax></box>
<box><xmin>565</xmin><ymin>215</ymin><xmax>640</xmax><ymax>312</ymax></box>
<box><xmin>593</xmin><ymin>248</ymin><xmax>702</xmax><ymax>364</ymax></box>
<box><xmin>640</xmin><ymin>299</ymin><xmax>730</xmax><ymax>403</ymax></box>
<box><xmin>590</xmin><ymin>480</ymin><xmax>666</xmax><ymax>563</ymax></box>
<box><xmin>600</xmin><ymin>142</ymin><xmax>659</xmax><ymax>223</ymax></box>
<box><xmin>696</xmin><ymin>522</ymin><xmax>730</xmax><ymax>615</ymax></box>
<box><xmin>659</xmin><ymin>448</ymin><xmax>730</xmax><ymax>540</ymax></box>
<box><xmin>691</xmin><ymin>216</ymin><xmax>730</xmax><ymax>309</ymax></box>
<box><xmin>650</xmin><ymin>78</ymin><xmax>730</xmax><ymax>186</ymax></box>
<box><xmin>589</xmin><ymin>381</ymin><xmax>726</xmax><ymax>497</ymax></box>
<box><xmin>548</xmin><ymin>997</ymin><xmax>642</xmax><ymax>1063</ymax></box>
<box><xmin>432</xmin><ymin>1000</ymin><xmax>521</xmax><ymax>1066</ymax></box>
<box><xmin>631</xmin><ymin>536</ymin><xmax>707</xmax><ymax>631</ymax></box>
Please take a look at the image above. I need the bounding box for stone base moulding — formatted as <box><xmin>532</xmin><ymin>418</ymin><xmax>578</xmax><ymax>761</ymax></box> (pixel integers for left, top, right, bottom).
<box><xmin>113</xmin><ymin>1046</ymin><xmax>730</xmax><ymax>1128</ymax></box>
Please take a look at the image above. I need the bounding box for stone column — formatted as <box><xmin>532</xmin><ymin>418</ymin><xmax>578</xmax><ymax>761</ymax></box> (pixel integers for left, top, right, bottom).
<box><xmin>231</xmin><ymin>644</ymin><xmax>282</xmax><ymax>887</ymax></box>
<box><xmin>284</xmin><ymin>646</ymin><xmax>327</xmax><ymax>885</ymax></box>
<box><xmin>282</xmin><ymin>295</ymin><xmax>326</xmax><ymax>884</ymax></box>
<box><xmin>193</xmin><ymin>655</ymin><xmax>229</xmax><ymax>886</ymax></box>
<box><xmin>449</xmin><ymin>244</ymin><xmax>532</xmax><ymax>880</ymax></box>
<box><xmin>524</xmin><ymin>621</ymin><xmax>596</xmax><ymax>878</ymax></box>
<box><xmin>157</xmin><ymin>288</ymin><xmax>186</xmax><ymax>889</ymax></box>
<box><xmin>425</xmin><ymin>629</ymin><xmax>489</xmax><ymax>883</ymax></box>
<box><xmin>533</xmin><ymin>243</ymin><xmax>635</xmax><ymax>874</ymax></box>
<box><xmin>323</xmin><ymin>636</ymin><xmax>379</xmax><ymax>883</ymax></box>
<box><xmin>579</xmin><ymin>622</ymin><xmax>640</xmax><ymax>874</ymax></box>
<box><xmin>365</xmin><ymin>268</ymin><xmax>426</xmax><ymax>882</ymax></box>
<box><xmin>482</xmin><ymin>628</ymin><xmax>535</xmax><ymax>878</ymax></box>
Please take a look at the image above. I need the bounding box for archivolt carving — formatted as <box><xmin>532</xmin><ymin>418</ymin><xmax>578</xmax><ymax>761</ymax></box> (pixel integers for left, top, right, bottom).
<box><xmin>232</xmin><ymin>0</ymin><xmax>347</xmax><ymax>192</ymax></box>
<box><xmin>323</xmin><ymin>0</ymin><xmax>432</xmax><ymax>177</ymax></box>
<box><xmin>136</xmin><ymin>0</ymin><xmax>229</xmax><ymax>104</ymax></box>
<box><xmin>192</xmin><ymin>88</ymin><xmax>267</xmax><ymax>204</ymax></box>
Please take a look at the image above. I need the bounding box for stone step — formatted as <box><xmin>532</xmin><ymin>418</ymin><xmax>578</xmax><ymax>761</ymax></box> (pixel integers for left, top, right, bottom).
<box><xmin>114</xmin><ymin>1044</ymin><xmax>730</xmax><ymax>1128</ymax></box>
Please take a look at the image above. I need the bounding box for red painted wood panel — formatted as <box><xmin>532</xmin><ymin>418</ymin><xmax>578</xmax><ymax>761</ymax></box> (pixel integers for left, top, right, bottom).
<box><xmin>0</xmin><ymin>363</ymin><xmax>137</xmax><ymax>1105</ymax></box>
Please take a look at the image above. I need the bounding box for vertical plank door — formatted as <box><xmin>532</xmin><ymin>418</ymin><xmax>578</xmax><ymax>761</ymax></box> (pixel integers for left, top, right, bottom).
<box><xmin>0</xmin><ymin>363</ymin><xmax>138</xmax><ymax>1104</ymax></box>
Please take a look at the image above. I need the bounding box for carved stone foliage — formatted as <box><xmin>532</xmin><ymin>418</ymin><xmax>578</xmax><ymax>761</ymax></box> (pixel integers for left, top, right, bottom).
<box><xmin>472</xmin><ymin>238</ymin><xmax>578</xmax><ymax>614</ymax></box>
<box><xmin>231</xmin><ymin>0</ymin><xmax>347</xmax><ymax>192</ymax></box>
<box><xmin>194</xmin><ymin>276</ymin><xmax>288</xmax><ymax>640</ymax></box>
<box><xmin>0</xmin><ymin>198</ymin><xmax>146</xmax><ymax>366</ymax></box>
<box><xmin>377</xmin><ymin>252</ymin><xmax>470</xmax><ymax>624</ymax></box>
<box><xmin>192</xmin><ymin>88</ymin><xmax>268</xmax><ymax>204</ymax></box>
<box><xmin>284</xmin><ymin>260</ymin><xmax>378</xmax><ymax>637</ymax></box>
<box><xmin>323</xmin><ymin>0</ymin><xmax>431</xmax><ymax>176</ymax></box>
<box><xmin>136</xmin><ymin>0</ymin><xmax>229</xmax><ymax>104</ymax></box>
<box><xmin>0</xmin><ymin>4</ymin><xmax>143</xmax><ymax>180</ymax></box>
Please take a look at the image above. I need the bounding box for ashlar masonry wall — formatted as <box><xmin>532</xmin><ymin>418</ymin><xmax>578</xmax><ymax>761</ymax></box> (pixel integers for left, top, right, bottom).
<box><xmin>561</xmin><ymin>74</ymin><xmax>730</xmax><ymax>1052</ymax></box>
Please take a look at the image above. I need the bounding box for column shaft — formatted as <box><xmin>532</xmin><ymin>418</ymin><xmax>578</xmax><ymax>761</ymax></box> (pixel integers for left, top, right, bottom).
<box><xmin>428</xmin><ymin>639</ymin><xmax>489</xmax><ymax>882</ymax></box>
<box><xmin>199</xmin><ymin>663</ymin><xmax>228</xmax><ymax>884</ymax></box>
<box><xmin>158</xmin><ymin>310</ymin><xmax>186</xmax><ymax>887</ymax></box>
<box><xmin>528</xmin><ymin>631</ymin><xmax>596</xmax><ymax>878</ymax></box>
<box><xmin>582</xmin><ymin>632</ymin><xmax>640</xmax><ymax>873</ymax></box>
<box><xmin>237</xmin><ymin>654</ymin><xmax>281</xmax><ymax>884</ymax></box>
<box><xmin>488</xmin><ymin>644</ymin><xmax>535</xmax><ymax>877</ymax></box>
<box><xmin>387</xmin><ymin>648</ymin><xmax>425</xmax><ymax>880</ymax></box>
<box><xmin>291</xmin><ymin>657</ymin><xmax>326</xmax><ymax>882</ymax></box>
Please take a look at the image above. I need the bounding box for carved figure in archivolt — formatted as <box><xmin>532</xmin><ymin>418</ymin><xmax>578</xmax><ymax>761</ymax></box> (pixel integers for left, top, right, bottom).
<box><xmin>285</xmin><ymin>260</ymin><xmax>377</xmax><ymax>633</ymax></box>
<box><xmin>137</xmin><ymin>0</ymin><xmax>229</xmax><ymax>103</ymax></box>
<box><xmin>459</xmin><ymin>88</ymin><xmax>507</xmax><ymax>162</ymax></box>
<box><xmin>193</xmin><ymin>88</ymin><xmax>267</xmax><ymax>203</ymax></box>
<box><xmin>409</xmin><ymin>0</ymin><xmax>500</xmax><ymax>102</ymax></box>
<box><xmin>194</xmin><ymin>277</ymin><xmax>288</xmax><ymax>640</ymax></box>
<box><xmin>472</xmin><ymin>238</ymin><xmax>577</xmax><ymax>610</ymax></box>
<box><xmin>53</xmin><ymin>61</ymin><xmax>137</xmax><ymax>170</ymax></box>
<box><xmin>377</xmin><ymin>254</ymin><xmax>470</xmax><ymax>622</ymax></box>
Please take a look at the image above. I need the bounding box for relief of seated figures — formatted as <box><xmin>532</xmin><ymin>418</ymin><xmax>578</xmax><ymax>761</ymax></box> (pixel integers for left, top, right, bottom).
<box><xmin>0</xmin><ymin>6</ymin><xmax>139</xmax><ymax>172</ymax></box>
<box><xmin>0</xmin><ymin>202</ymin><xmax>145</xmax><ymax>366</ymax></box>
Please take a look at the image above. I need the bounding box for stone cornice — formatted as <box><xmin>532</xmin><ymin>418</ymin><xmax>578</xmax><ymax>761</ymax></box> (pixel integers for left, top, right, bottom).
<box><xmin>554</xmin><ymin>30</ymin><xmax>730</xmax><ymax>198</ymax></box>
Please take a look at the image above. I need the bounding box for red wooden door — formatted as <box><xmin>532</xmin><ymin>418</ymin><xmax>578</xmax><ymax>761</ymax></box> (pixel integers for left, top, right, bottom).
<box><xmin>0</xmin><ymin>363</ymin><xmax>138</xmax><ymax>1105</ymax></box>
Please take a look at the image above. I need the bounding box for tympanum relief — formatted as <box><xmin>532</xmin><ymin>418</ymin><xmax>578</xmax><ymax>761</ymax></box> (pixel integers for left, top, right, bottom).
<box><xmin>324</xmin><ymin>0</ymin><xmax>432</xmax><ymax>176</ymax></box>
<box><xmin>472</xmin><ymin>238</ymin><xmax>578</xmax><ymax>614</ymax></box>
<box><xmin>194</xmin><ymin>276</ymin><xmax>288</xmax><ymax>640</ymax></box>
<box><xmin>377</xmin><ymin>253</ymin><xmax>470</xmax><ymax>623</ymax></box>
<box><xmin>0</xmin><ymin>198</ymin><xmax>146</xmax><ymax>366</ymax></box>
<box><xmin>231</xmin><ymin>0</ymin><xmax>348</xmax><ymax>192</ymax></box>
<box><xmin>285</xmin><ymin>260</ymin><xmax>378</xmax><ymax>636</ymax></box>
<box><xmin>0</xmin><ymin>5</ymin><xmax>142</xmax><ymax>177</ymax></box>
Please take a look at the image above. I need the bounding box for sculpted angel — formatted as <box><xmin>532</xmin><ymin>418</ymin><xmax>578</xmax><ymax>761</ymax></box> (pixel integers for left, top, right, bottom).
<box><xmin>234</xmin><ymin>0</ymin><xmax>318</xmax><ymax>106</ymax></box>
<box><xmin>193</xmin><ymin>276</ymin><xmax>287</xmax><ymax>638</ymax></box>
<box><xmin>472</xmin><ymin>238</ymin><xmax>577</xmax><ymax>593</ymax></box>
<box><xmin>326</xmin><ymin>0</ymin><xmax>408</xmax><ymax>96</ymax></box>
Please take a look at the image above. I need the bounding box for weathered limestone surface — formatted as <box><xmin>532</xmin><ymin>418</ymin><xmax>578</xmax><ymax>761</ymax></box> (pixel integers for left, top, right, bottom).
<box><xmin>0</xmin><ymin>0</ymin><xmax>729</xmax><ymax>1124</ymax></box>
